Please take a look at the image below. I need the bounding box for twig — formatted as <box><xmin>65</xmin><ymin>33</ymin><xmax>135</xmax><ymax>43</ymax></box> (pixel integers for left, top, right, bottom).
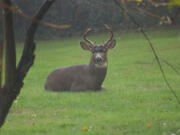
<box><xmin>0</xmin><ymin>1</ymin><xmax>71</xmax><ymax>29</ymax></box>
<box><xmin>160</xmin><ymin>58</ymin><xmax>180</xmax><ymax>76</ymax></box>
<box><xmin>113</xmin><ymin>0</ymin><xmax>180</xmax><ymax>104</ymax></box>
<box><xmin>132</xmin><ymin>5</ymin><xmax>161</xmax><ymax>19</ymax></box>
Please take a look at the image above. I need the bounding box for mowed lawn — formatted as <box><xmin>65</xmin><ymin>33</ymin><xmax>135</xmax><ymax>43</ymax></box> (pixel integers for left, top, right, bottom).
<box><xmin>0</xmin><ymin>29</ymin><xmax>180</xmax><ymax>135</ymax></box>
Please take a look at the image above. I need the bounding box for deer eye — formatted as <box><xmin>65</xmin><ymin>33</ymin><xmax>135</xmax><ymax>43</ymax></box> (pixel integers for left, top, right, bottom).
<box><xmin>92</xmin><ymin>46</ymin><xmax>106</xmax><ymax>53</ymax></box>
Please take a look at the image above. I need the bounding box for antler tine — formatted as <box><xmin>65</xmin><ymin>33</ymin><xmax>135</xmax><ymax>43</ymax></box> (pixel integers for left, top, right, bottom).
<box><xmin>83</xmin><ymin>28</ymin><xmax>95</xmax><ymax>47</ymax></box>
<box><xmin>104</xmin><ymin>24</ymin><xmax>113</xmax><ymax>46</ymax></box>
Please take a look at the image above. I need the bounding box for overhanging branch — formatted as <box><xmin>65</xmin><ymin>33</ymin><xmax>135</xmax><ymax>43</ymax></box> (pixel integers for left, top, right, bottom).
<box><xmin>113</xmin><ymin>0</ymin><xmax>180</xmax><ymax>104</ymax></box>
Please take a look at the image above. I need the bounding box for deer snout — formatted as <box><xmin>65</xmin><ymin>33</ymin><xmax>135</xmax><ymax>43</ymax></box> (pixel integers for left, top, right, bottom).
<box><xmin>95</xmin><ymin>57</ymin><xmax>103</xmax><ymax>63</ymax></box>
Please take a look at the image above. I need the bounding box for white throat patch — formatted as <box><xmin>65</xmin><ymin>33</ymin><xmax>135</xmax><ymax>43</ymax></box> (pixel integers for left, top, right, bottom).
<box><xmin>95</xmin><ymin>62</ymin><xmax>107</xmax><ymax>68</ymax></box>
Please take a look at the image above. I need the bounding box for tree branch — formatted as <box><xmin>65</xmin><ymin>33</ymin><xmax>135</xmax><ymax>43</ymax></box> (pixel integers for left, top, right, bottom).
<box><xmin>16</xmin><ymin>0</ymin><xmax>55</xmax><ymax>91</ymax></box>
<box><xmin>113</xmin><ymin>0</ymin><xmax>180</xmax><ymax>104</ymax></box>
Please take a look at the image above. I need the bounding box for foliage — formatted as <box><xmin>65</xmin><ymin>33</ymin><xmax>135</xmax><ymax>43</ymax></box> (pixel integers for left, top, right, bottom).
<box><xmin>169</xmin><ymin>0</ymin><xmax>180</xmax><ymax>8</ymax></box>
<box><xmin>1</xmin><ymin>0</ymin><xmax>179</xmax><ymax>39</ymax></box>
<box><xmin>0</xmin><ymin>29</ymin><xmax>180</xmax><ymax>135</ymax></box>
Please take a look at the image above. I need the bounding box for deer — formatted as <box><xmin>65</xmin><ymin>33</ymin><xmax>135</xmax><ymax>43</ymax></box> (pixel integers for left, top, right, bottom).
<box><xmin>44</xmin><ymin>24</ymin><xmax>116</xmax><ymax>92</ymax></box>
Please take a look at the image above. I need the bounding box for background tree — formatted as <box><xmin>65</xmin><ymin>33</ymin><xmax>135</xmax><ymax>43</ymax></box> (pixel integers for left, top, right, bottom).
<box><xmin>1</xmin><ymin>0</ymin><xmax>179</xmax><ymax>40</ymax></box>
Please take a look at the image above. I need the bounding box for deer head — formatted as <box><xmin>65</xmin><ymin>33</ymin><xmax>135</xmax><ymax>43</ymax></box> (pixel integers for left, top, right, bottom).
<box><xmin>80</xmin><ymin>24</ymin><xmax>116</xmax><ymax>68</ymax></box>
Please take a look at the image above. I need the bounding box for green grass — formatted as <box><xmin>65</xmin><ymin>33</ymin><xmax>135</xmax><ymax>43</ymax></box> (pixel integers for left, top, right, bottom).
<box><xmin>0</xmin><ymin>29</ymin><xmax>180</xmax><ymax>135</ymax></box>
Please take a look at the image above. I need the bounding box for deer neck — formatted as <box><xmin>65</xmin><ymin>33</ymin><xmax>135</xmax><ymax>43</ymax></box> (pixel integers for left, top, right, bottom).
<box><xmin>88</xmin><ymin>56</ymin><xmax>107</xmax><ymax>75</ymax></box>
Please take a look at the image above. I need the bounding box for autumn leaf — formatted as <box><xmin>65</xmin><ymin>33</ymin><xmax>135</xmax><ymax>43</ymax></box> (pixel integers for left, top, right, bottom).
<box><xmin>146</xmin><ymin>123</ymin><xmax>152</xmax><ymax>128</ymax></box>
<box><xmin>82</xmin><ymin>126</ymin><xmax>88</xmax><ymax>131</ymax></box>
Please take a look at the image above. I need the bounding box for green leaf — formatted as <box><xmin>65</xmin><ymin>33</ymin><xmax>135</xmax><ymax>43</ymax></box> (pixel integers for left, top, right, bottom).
<box><xmin>169</xmin><ymin>0</ymin><xmax>180</xmax><ymax>8</ymax></box>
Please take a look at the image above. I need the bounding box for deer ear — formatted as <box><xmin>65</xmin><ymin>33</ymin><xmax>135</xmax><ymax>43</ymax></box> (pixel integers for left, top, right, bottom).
<box><xmin>80</xmin><ymin>42</ymin><xmax>91</xmax><ymax>51</ymax></box>
<box><xmin>105</xmin><ymin>40</ymin><xmax>116</xmax><ymax>50</ymax></box>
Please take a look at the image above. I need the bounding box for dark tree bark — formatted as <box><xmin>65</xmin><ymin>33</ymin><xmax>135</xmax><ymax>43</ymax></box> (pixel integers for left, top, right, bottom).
<box><xmin>0</xmin><ymin>0</ymin><xmax>16</xmax><ymax>127</ymax></box>
<box><xmin>0</xmin><ymin>0</ymin><xmax>55</xmax><ymax>128</ymax></box>
<box><xmin>2</xmin><ymin>0</ymin><xmax>16</xmax><ymax>91</ymax></box>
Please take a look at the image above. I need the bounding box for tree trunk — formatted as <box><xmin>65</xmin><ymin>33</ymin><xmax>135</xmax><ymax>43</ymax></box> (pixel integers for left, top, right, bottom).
<box><xmin>0</xmin><ymin>0</ymin><xmax>16</xmax><ymax>127</ymax></box>
<box><xmin>2</xmin><ymin>0</ymin><xmax>16</xmax><ymax>91</ymax></box>
<box><xmin>0</xmin><ymin>0</ymin><xmax>55</xmax><ymax>128</ymax></box>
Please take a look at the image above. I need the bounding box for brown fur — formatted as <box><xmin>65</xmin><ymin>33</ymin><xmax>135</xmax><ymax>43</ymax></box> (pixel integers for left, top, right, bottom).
<box><xmin>45</xmin><ymin>25</ymin><xmax>116</xmax><ymax>92</ymax></box>
<box><xmin>45</xmin><ymin>56</ymin><xmax>107</xmax><ymax>91</ymax></box>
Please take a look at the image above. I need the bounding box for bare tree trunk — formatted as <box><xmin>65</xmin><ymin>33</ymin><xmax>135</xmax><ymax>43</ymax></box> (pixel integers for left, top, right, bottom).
<box><xmin>0</xmin><ymin>0</ymin><xmax>55</xmax><ymax>128</ymax></box>
<box><xmin>2</xmin><ymin>0</ymin><xmax>16</xmax><ymax>91</ymax></box>
<box><xmin>0</xmin><ymin>0</ymin><xmax>16</xmax><ymax>127</ymax></box>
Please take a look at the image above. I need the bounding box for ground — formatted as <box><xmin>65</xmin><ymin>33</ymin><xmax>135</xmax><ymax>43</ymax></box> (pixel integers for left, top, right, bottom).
<box><xmin>0</xmin><ymin>28</ymin><xmax>180</xmax><ymax>135</ymax></box>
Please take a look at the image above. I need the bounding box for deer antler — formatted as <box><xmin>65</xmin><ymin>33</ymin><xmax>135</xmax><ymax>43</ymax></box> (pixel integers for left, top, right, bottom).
<box><xmin>83</xmin><ymin>28</ymin><xmax>95</xmax><ymax>47</ymax></box>
<box><xmin>104</xmin><ymin>24</ymin><xmax>113</xmax><ymax>46</ymax></box>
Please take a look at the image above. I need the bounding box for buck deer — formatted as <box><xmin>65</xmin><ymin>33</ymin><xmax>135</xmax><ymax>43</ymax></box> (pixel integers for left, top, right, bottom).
<box><xmin>45</xmin><ymin>24</ymin><xmax>116</xmax><ymax>91</ymax></box>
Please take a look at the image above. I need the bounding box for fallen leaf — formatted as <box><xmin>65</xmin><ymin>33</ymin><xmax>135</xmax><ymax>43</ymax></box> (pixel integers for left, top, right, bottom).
<box><xmin>146</xmin><ymin>123</ymin><xmax>152</xmax><ymax>128</ymax></box>
<box><xmin>82</xmin><ymin>126</ymin><xmax>88</xmax><ymax>131</ymax></box>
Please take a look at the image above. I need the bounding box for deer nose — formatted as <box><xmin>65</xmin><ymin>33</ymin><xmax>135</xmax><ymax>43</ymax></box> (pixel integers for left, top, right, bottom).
<box><xmin>95</xmin><ymin>57</ymin><xmax>102</xmax><ymax>63</ymax></box>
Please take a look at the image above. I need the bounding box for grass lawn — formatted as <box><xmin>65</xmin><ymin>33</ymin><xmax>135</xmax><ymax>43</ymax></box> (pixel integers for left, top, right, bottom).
<box><xmin>0</xmin><ymin>28</ymin><xmax>180</xmax><ymax>135</ymax></box>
